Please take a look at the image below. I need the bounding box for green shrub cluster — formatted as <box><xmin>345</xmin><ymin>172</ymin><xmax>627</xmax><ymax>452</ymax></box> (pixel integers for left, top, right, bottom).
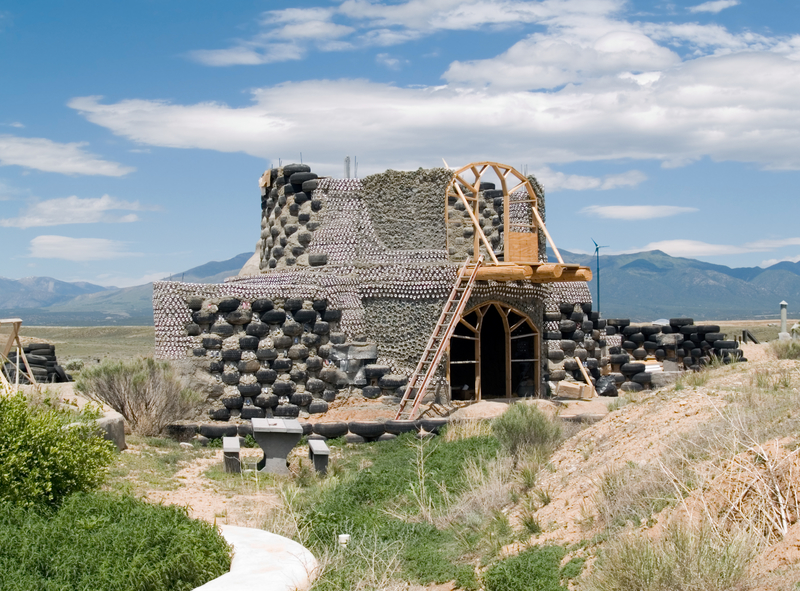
<box><xmin>76</xmin><ymin>357</ymin><xmax>200</xmax><ymax>436</ymax></box>
<box><xmin>492</xmin><ymin>403</ymin><xmax>562</xmax><ymax>462</ymax></box>
<box><xmin>483</xmin><ymin>545</ymin><xmax>578</xmax><ymax>591</ymax></box>
<box><xmin>0</xmin><ymin>492</ymin><xmax>231</xmax><ymax>591</ymax></box>
<box><xmin>0</xmin><ymin>393</ymin><xmax>115</xmax><ymax>507</ymax></box>
<box><xmin>770</xmin><ymin>339</ymin><xmax>800</xmax><ymax>360</ymax></box>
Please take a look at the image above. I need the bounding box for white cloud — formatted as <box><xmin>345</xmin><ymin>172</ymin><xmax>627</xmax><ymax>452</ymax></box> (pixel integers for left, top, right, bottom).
<box><xmin>188</xmin><ymin>45</ymin><xmax>304</xmax><ymax>66</ymax></box>
<box><xmin>376</xmin><ymin>53</ymin><xmax>407</xmax><ymax>69</ymax></box>
<box><xmin>640</xmin><ymin>239</ymin><xmax>753</xmax><ymax>257</ymax></box>
<box><xmin>28</xmin><ymin>235</ymin><xmax>139</xmax><ymax>261</ymax></box>
<box><xmin>535</xmin><ymin>167</ymin><xmax>647</xmax><ymax>191</ymax></box>
<box><xmin>0</xmin><ymin>135</ymin><xmax>134</xmax><ymax>176</ymax></box>
<box><xmin>760</xmin><ymin>254</ymin><xmax>800</xmax><ymax>268</ymax></box>
<box><xmin>688</xmin><ymin>0</ymin><xmax>740</xmax><ymax>14</ymax></box>
<box><xmin>8</xmin><ymin>122</ymin><xmax>24</xmax><ymax>128</ymax></box>
<box><xmin>744</xmin><ymin>237</ymin><xmax>800</xmax><ymax>250</ymax></box>
<box><xmin>581</xmin><ymin>205</ymin><xmax>697</xmax><ymax>220</ymax></box>
<box><xmin>1</xmin><ymin>195</ymin><xmax>148</xmax><ymax>229</ymax></box>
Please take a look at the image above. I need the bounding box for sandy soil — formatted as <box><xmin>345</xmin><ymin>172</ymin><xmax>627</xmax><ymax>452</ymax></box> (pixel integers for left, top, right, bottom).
<box><xmin>143</xmin><ymin>449</ymin><xmax>280</xmax><ymax>527</ymax></box>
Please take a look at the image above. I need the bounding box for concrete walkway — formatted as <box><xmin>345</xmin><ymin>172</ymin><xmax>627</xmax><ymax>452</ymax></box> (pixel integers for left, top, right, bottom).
<box><xmin>194</xmin><ymin>525</ymin><xmax>319</xmax><ymax>591</ymax></box>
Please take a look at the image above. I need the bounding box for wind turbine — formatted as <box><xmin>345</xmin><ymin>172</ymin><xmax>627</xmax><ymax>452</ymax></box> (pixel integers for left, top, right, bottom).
<box><xmin>592</xmin><ymin>239</ymin><xmax>609</xmax><ymax>314</ymax></box>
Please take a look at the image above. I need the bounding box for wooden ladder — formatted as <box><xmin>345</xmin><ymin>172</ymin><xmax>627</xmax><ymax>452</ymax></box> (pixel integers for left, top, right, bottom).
<box><xmin>395</xmin><ymin>256</ymin><xmax>484</xmax><ymax>421</ymax></box>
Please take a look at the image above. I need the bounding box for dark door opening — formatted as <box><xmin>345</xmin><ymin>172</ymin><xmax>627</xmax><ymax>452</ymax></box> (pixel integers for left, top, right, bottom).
<box><xmin>448</xmin><ymin>302</ymin><xmax>539</xmax><ymax>400</ymax></box>
<box><xmin>480</xmin><ymin>304</ymin><xmax>507</xmax><ymax>398</ymax></box>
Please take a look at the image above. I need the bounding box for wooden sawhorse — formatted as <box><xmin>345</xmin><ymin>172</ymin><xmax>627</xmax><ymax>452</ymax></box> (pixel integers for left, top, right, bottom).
<box><xmin>1</xmin><ymin>318</ymin><xmax>37</xmax><ymax>388</ymax></box>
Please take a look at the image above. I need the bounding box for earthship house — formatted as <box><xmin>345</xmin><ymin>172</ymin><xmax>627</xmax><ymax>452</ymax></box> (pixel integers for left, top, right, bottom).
<box><xmin>153</xmin><ymin>161</ymin><xmax>595</xmax><ymax>424</ymax></box>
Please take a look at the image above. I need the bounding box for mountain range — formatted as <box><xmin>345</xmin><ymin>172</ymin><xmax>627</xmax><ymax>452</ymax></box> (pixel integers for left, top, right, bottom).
<box><xmin>1</xmin><ymin>250</ymin><xmax>798</xmax><ymax>325</ymax></box>
<box><xmin>0</xmin><ymin>252</ymin><xmax>252</xmax><ymax>325</ymax></box>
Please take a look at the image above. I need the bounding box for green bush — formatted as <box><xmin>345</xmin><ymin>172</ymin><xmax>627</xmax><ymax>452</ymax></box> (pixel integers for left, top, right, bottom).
<box><xmin>483</xmin><ymin>545</ymin><xmax>568</xmax><ymax>591</ymax></box>
<box><xmin>0</xmin><ymin>492</ymin><xmax>231</xmax><ymax>591</ymax></box>
<box><xmin>76</xmin><ymin>357</ymin><xmax>200</xmax><ymax>436</ymax></box>
<box><xmin>492</xmin><ymin>403</ymin><xmax>562</xmax><ymax>462</ymax></box>
<box><xmin>0</xmin><ymin>393</ymin><xmax>115</xmax><ymax>507</ymax></box>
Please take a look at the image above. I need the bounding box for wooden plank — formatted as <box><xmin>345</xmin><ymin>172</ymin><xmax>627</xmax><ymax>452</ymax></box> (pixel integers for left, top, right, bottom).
<box><xmin>558</xmin><ymin>268</ymin><xmax>593</xmax><ymax>282</ymax></box>
<box><xmin>475</xmin><ymin>266</ymin><xmax>532</xmax><ymax>281</ymax></box>
<box><xmin>508</xmin><ymin>231</ymin><xmax>538</xmax><ymax>262</ymax></box>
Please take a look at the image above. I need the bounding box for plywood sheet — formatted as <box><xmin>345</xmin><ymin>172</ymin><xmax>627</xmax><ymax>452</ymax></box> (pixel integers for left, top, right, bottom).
<box><xmin>508</xmin><ymin>231</ymin><xmax>538</xmax><ymax>262</ymax></box>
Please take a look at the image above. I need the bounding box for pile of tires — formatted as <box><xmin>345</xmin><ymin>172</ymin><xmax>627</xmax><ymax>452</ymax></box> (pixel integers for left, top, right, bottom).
<box><xmin>543</xmin><ymin>301</ymin><xmax>608</xmax><ymax>385</ymax></box>
<box><xmin>2</xmin><ymin>343</ymin><xmax>70</xmax><ymax>384</ymax></box>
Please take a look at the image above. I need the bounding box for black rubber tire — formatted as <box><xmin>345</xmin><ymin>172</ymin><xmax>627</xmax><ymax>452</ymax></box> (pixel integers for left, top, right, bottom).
<box><xmin>622</xmin><ymin>325</ymin><xmax>641</xmax><ymax>337</ymax></box>
<box><xmin>293</xmin><ymin>309</ymin><xmax>318</xmax><ymax>324</ymax></box>
<box><xmin>261</xmin><ymin>309</ymin><xmax>287</xmax><ymax>324</ymax></box>
<box><xmin>670</xmin><ymin>318</ymin><xmax>694</xmax><ymax>327</ymax></box>
<box><xmin>348</xmin><ymin>421</ymin><xmax>386</xmax><ymax>438</ymax></box>
<box><xmin>622</xmin><ymin>341</ymin><xmax>637</xmax><ymax>350</ymax></box>
<box><xmin>621</xmin><ymin>381</ymin><xmax>644</xmax><ymax>392</ymax></box>
<box><xmin>237</xmin><ymin>383</ymin><xmax>260</xmax><ymax>396</ymax></box>
<box><xmin>560</xmin><ymin>340</ymin><xmax>577</xmax><ymax>353</ymax></box>
<box><xmin>632</xmin><ymin>348</ymin><xmax>647</xmax><ymax>360</ymax></box>
<box><xmin>549</xmin><ymin>370</ymin><xmax>566</xmax><ymax>381</ymax></box>
<box><xmin>641</xmin><ymin>326</ymin><xmax>662</xmax><ymax>336</ymax></box>
<box><xmin>221</xmin><ymin>373</ymin><xmax>240</xmax><ymax>385</ymax></box>
<box><xmin>629</xmin><ymin>333</ymin><xmax>645</xmax><ymax>344</ymax></box>
<box><xmin>246</xmin><ymin>323</ymin><xmax>269</xmax><ymax>338</ymax></box>
<box><xmin>545</xmin><ymin>331</ymin><xmax>561</xmax><ymax>340</ymax></box>
<box><xmin>607</xmin><ymin>318</ymin><xmax>630</xmax><ymax>327</ymax></box>
<box><xmin>631</xmin><ymin>372</ymin><xmax>651</xmax><ymax>384</ymax></box>
<box><xmin>548</xmin><ymin>350</ymin><xmax>565</xmax><ymax>361</ymax></box>
<box><xmin>274</xmin><ymin>404</ymin><xmax>300</xmax><ymax>418</ymax></box>
<box><xmin>218</xmin><ymin>298</ymin><xmax>241</xmax><ymax>313</ymax></box>
<box><xmin>272</xmin><ymin>358</ymin><xmax>293</xmax><ymax>371</ymax></box>
<box><xmin>207</xmin><ymin>407</ymin><xmax>231</xmax><ymax>421</ymax></box>
<box><xmin>714</xmin><ymin>340</ymin><xmax>737</xmax><ymax>350</ymax></box>
<box><xmin>241</xmin><ymin>406</ymin><xmax>265</xmax><ymax>420</ymax></box>
<box><xmin>290</xmin><ymin>392</ymin><xmax>313</xmax><ymax>406</ymax></box>
<box><xmin>165</xmin><ymin>423</ymin><xmax>198</xmax><ymax>442</ymax></box>
<box><xmin>221</xmin><ymin>350</ymin><xmax>242</xmax><ymax>362</ymax></box>
<box><xmin>272</xmin><ymin>381</ymin><xmax>295</xmax><ymax>395</ymax></box>
<box><xmin>420</xmin><ymin>419</ymin><xmax>448</xmax><ymax>434</ymax></box>
<box><xmin>199</xmin><ymin>424</ymin><xmax>238</xmax><ymax>439</ymax></box>
<box><xmin>202</xmin><ymin>337</ymin><xmax>222</xmax><ymax>350</ymax></box>
<box><xmin>222</xmin><ymin>394</ymin><xmax>244</xmax><ymax>409</ymax></box>
<box><xmin>705</xmin><ymin>333</ymin><xmax>726</xmax><ymax>343</ymax></box>
<box><xmin>255</xmin><ymin>393</ymin><xmax>279</xmax><ymax>408</ymax></box>
<box><xmin>620</xmin><ymin>362</ymin><xmax>645</xmax><ymax>376</ymax></box>
<box><xmin>384</xmin><ymin>420</ymin><xmax>420</xmax><ymax>435</ymax></box>
<box><xmin>564</xmin><ymin>359</ymin><xmax>579</xmax><ymax>371</ymax></box>
<box><xmin>362</xmin><ymin>386</ymin><xmax>381</xmax><ymax>399</ymax></box>
<box><xmin>697</xmin><ymin>325</ymin><xmax>721</xmax><ymax>334</ymax></box>
<box><xmin>544</xmin><ymin>311</ymin><xmax>562</xmax><ymax>322</ymax></box>
<box><xmin>609</xmin><ymin>353</ymin><xmax>630</xmax><ymax>365</ymax></box>
<box><xmin>559</xmin><ymin>320</ymin><xmax>577</xmax><ymax>333</ymax></box>
<box><xmin>239</xmin><ymin>336</ymin><xmax>259</xmax><ymax>350</ymax></box>
<box><xmin>313</xmin><ymin>422</ymin><xmax>349</xmax><ymax>438</ymax></box>
<box><xmin>558</xmin><ymin>303</ymin><xmax>574</xmax><ymax>316</ymax></box>
<box><xmin>211</xmin><ymin>323</ymin><xmax>234</xmax><ymax>337</ymax></box>
<box><xmin>251</xmin><ymin>298</ymin><xmax>274</xmax><ymax>313</ymax></box>
<box><xmin>256</xmin><ymin>348</ymin><xmax>278</xmax><ymax>361</ymax></box>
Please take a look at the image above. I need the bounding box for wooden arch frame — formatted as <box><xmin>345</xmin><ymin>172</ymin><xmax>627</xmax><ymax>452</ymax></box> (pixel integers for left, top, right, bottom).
<box><xmin>444</xmin><ymin>161</ymin><xmax>565</xmax><ymax>266</ymax></box>
<box><xmin>448</xmin><ymin>301</ymin><xmax>540</xmax><ymax>400</ymax></box>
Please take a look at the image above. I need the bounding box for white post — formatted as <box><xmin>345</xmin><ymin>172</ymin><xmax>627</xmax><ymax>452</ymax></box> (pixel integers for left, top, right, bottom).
<box><xmin>779</xmin><ymin>301</ymin><xmax>790</xmax><ymax>341</ymax></box>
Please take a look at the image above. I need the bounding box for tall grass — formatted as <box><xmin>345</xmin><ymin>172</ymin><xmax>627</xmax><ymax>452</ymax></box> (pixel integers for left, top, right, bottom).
<box><xmin>769</xmin><ymin>340</ymin><xmax>800</xmax><ymax>360</ymax></box>
<box><xmin>585</xmin><ymin>523</ymin><xmax>757</xmax><ymax>591</ymax></box>
<box><xmin>492</xmin><ymin>403</ymin><xmax>562</xmax><ymax>465</ymax></box>
<box><xmin>76</xmin><ymin>357</ymin><xmax>201</xmax><ymax>436</ymax></box>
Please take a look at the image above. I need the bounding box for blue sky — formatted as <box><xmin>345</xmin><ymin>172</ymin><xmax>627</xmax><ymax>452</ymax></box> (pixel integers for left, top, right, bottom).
<box><xmin>1</xmin><ymin>0</ymin><xmax>799</xmax><ymax>287</ymax></box>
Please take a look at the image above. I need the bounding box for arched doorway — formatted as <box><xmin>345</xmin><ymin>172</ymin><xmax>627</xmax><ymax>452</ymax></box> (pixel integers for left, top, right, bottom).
<box><xmin>448</xmin><ymin>302</ymin><xmax>539</xmax><ymax>400</ymax></box>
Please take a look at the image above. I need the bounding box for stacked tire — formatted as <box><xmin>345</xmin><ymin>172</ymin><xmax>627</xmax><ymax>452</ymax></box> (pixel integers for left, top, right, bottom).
<box><xmin>543</xmin><ymin>301</ymin><xmax>608</xmax><ymax>386</ymax></box>
<box><xmin>3</xmin><ymin>343</ymin><xmax>69</xmax><ymax>384</ymax></box>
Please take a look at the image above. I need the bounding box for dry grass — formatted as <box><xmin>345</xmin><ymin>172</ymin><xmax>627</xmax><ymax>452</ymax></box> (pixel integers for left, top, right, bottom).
<box><xmin>443</xmin><ymin>418</ymin><xmax>493</xmax><ymax>442</ymax></box>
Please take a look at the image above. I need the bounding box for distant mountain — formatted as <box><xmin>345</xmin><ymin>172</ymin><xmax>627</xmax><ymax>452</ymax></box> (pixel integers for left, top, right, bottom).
<box><xmin>1</xmin><ymin>252</ymin><xmax>252</xmax><ymax>326</ymax></box>
<box><xmin>552</xmin><ymin>249</ymin><xmax>800</xmax><ymax>321</ymax></box>
<box><xmin>5</xmin><ymin>250</ymin><xmax>799</xmax><ymax>325</ymax></box>
<box><xmin>0</xmin><ymin>276</ymin><xmax>109</xmax><ymax>309</ymax></box>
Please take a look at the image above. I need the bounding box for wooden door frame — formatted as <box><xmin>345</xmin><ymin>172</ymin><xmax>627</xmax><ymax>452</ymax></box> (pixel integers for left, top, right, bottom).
<box><xmin>448</xmin><ymin>302</ymin><xmax>539</xmax><ymax>400</ymax></box>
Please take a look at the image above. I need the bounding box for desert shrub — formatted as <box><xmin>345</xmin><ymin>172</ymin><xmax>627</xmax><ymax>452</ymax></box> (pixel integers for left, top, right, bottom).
<box><xmin>483</xmin><ymin>545</ymin><xmax>569</xmax><ymax>591</ymax></box>
<box><xmin>0</xmin><ymin>492</ymin><xmax>231</xmax><ymax>591</ymax></box>
<box><xmin>76</xmin><ymin>357</ymin><xmax>200</xmax><ymax>436</ymax></box>
<box><xmin>769</xmin><ymin>340</ymin><xmax>800</xmax><ymax>360</ymax></box>
<box><xmin>594</xmin><ymin>462</ymin><xmax>678</xmax><ymax>529</ymax></box>
<box><xmin>492</xmin><ymin>403</ymin><xmax>561</xmax><ymax>463</ymax></box>
<box><xmin>0</xmin><ymin>393</ymin><xmax>115</xmax><ymax>507</ymax></box>
<box><xmin>585</xmin><ymin>523</ymin><xmax>756</xmax><ymax>591</ymax></box>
